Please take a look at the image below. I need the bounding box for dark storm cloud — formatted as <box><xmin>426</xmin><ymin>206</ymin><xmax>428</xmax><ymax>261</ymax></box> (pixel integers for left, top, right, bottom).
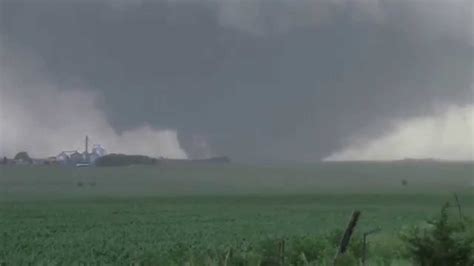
<box><xmin>1</xmin><ymin>0</ymin><xmax>472</xmax><ymax>161</ymax></box>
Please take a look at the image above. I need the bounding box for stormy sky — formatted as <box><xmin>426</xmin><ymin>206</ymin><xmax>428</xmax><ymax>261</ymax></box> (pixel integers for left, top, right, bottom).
<box><xmin>0</xmin><ymin>0</ymin><xmax>473</xmax><ymax>161</ymax></box>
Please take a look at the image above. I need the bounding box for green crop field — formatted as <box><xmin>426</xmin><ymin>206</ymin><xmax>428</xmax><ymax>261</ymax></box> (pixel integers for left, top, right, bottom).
<box><xmin>1</xmin><ymin>162</ymin><xmax>473</xmax><ymax>265</ymax></box>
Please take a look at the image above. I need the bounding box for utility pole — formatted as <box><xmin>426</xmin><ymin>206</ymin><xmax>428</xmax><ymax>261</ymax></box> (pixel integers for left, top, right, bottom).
<box><xmin>85</xmin><ymin>135</ymin><xmax>89</xmax><ymax>154</ymax></box>
<box><xmin>84</xmin><ymin>135</ymin><xmax>90</xmax><ymax>163</ymax></box>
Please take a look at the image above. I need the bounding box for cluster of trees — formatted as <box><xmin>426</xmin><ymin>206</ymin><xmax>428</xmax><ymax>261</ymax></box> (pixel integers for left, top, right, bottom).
<box><xmin>94</xmin><ymin>154</ymin><xmax>158</xmax><ymax>167</ymax></box>
<box><xmin>159</xmin><ymin>156</ymin><xmax>231</xmax><ymax>165</ymax></box>
<box><xmin>1</xmin><ymin>152</ymin><xmax>33</xmax><ymax>165</ymax></box>
<box><xmin>95</xmin><ymin>154</ymin><xmax>231</xmax><ymax>167</ymax></box>
<box><xmin>14</xmin><ymin>152</ymin><xmax>32</xmax><ymax>163</ymax></box>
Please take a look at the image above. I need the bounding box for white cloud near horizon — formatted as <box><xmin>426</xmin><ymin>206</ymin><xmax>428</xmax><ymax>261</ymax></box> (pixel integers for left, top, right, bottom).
<box><xmin>325</xmin><ymin>104</ymin><xmax>474</xmax><ymax>161</ymax></box>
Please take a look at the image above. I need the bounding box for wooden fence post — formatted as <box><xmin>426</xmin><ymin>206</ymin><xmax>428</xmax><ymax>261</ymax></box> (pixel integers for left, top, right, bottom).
<box><xmin>279</xmin><ymin>239</ymin><xmax>285</xmax><ymax>266</ymax></box>
<box><xmin>453</xmin><ymin>193</ymin><xmax>463</xmax><ymax>220</ymax></box>
<box><xmin>334</xmin><ymin>210</ymin><xmax>361</xmax><ymax>265</ymax></box>
<box><xmin>362</xmin><ymin>228</ymin><xmax>381</xmax><ymax>265</ymax></box>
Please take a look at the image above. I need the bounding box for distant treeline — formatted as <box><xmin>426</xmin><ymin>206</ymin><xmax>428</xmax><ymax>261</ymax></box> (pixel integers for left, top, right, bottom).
<box><xmin>159</xmin><ymin>156</ymin><xmax>231</xmax><ymax>165</ymax></box>
<box><xmin>95</xmin><ymin>154</ymin><xmax>230</xmax><ymax>167</ymax></box>
<box><xmin>95</xmin><ymin>154</ymin><xmax>158</xmax><ymax>167</ymax></box>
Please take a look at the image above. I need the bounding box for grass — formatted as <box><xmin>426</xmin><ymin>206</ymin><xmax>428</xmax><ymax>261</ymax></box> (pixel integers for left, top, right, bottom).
<box><xmin>0</xmin><ymin>162</ymin><xmax>473</xmax><ymax>264</ymax></box>
<box><xmin>1</xmin><ymin>162</ymin><xmax>473</xmax><ymax>199</ymax></box>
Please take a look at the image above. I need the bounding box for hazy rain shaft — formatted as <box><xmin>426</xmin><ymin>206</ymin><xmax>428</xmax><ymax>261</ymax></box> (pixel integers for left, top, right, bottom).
<box><xmin>0</xmin><ymin>45</ymin><xmax>188</xmax><ymax>159</ymax></box>
<box><xmin>0</xmin><ymin>0</ymin><xmax>473</xmax><ymax>161</ymax></box>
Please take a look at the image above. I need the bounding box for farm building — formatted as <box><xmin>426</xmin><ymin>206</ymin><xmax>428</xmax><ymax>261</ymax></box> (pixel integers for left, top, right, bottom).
<box><xmin>56</xmin><ymin>151</ymin><xmax>81</xmax><ymax>165</ymax></box>
<box><xmin>55</xmin><ymin>136</ymin><xmax>107</xmax><ymax>166</ymax></box>
<box><xmin>56</xmin><ymin>148</ymin><xmax>107</xmax><ymax>166</ymax></box>
<box><xmin>56</xmin><ymin>152</ymin><xmax>70</xmax><ymax>162</ymax></box>
<box><xmin>69</xmin><ymin>151</ymin><xmax>84</xmax><ymax>162</ymax></box>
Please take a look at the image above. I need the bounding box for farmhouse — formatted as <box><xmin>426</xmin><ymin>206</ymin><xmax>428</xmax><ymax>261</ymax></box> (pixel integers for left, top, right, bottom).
<box><xmin>69</xmin><ymin>151</ymin><xmax>83</xmax><ymax>162</ymax></box>
<box><xmin>56</xmin><ymin>151</ymin><xmax>81</xmax><ymax>165</ymax></box>
<box><xmin>56</xmin><ymin>151</ymin><xmax>71</xmax><ymax>162</ymax></box>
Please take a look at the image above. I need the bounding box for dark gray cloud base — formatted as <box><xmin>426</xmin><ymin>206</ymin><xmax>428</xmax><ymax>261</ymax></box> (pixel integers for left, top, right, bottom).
<box><xmin>1</xmin><ymin>0</ymin><xmax>472</xmax><ymax>161</ymax></box>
